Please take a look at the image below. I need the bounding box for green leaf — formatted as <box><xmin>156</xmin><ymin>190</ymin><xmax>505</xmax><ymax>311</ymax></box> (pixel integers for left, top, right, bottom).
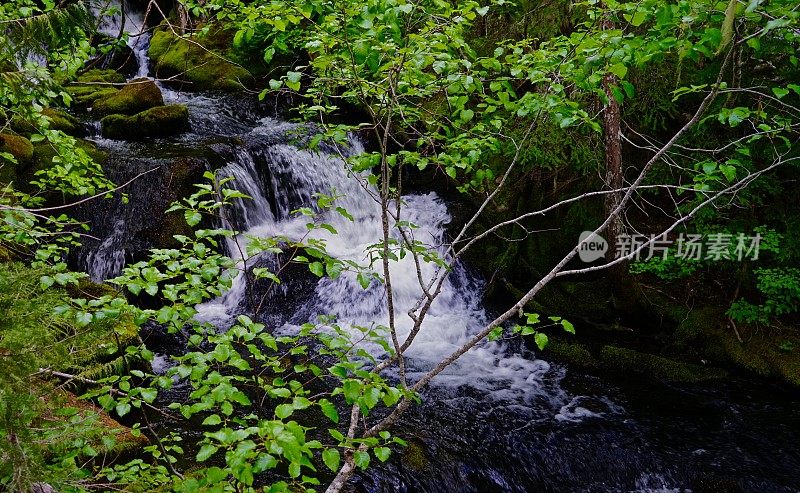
<box><xmin>354</xmin><ymin>450</ymin><xmax>370</xmax><ymax>469</ymax></box>
<box><xmin>357</xmin><ymin>272</ymin><xmax>372</xmax><ymax>289</ymax></box>
<box><xmin>534</xmin><ymin>332</ymin><xmax>549</xmax><ymax>350</ymax></box>
<box><xmin>196</xmin><ymin>444</ymin><xmax>218</xmax><ymax>461</ymax></box>
<box><xmin>608</xmin><ymin>63</ymin><xmax>628</xmax><ymax>79</ymax></box>
<box><xmin>275</xmin><ymin>403</ymin><xmax>294</xmax><ymax>419</ymax></box>
<box><xmin>185</xmin><ymin>210</ymin><xmax>202</xmax><ymax>226</ymax></box>
<box><xmin>374</xmin><ymin>446</ymin><xmax>391</xmax><ymax>462</ymax></box>
<box><xmin>342</xmin><ymin>380</ymin><xmax>361</xmax><ymax>403</ymax></box>
<box><xmin>115</xmin><ymin>402</ymin><xmax>131</xmax><ymax>417</ymax></box>
<box><xmin>319</xmin><ymin>399</ymin><xmax>339</xmax><ymax>423</ymax></box>
<box><xmin>139</xmin><ymin>387</ymin><xmax>157</xmax><ymax>403</ymax></box>
<box><xmin>720</xmin><ymin>164</ymin><xmax>737</xmax><ymax>182</ymax></box>
<box><xmin>561</xmin><ymin>319</ymin><xmax>575</xmax><ymax>334</ymax></box>
<box><xmin>202</xmin><ymin>414</ymin><xmax>222</xmax><ymax>426</ymax></box>
<box><xmin>322</xmin><ymin>448</ymin><xmax>341</xmax><ymax>472</ymax></box>
<box><xmin>772</xmin><ymin>87</ymin><xmax>790</xmax><ymax>99</ymax></box>
<box><xmin>309</xmin><ymin>262</ymin><xmax>325</xmax><ymax>277</ymax></box>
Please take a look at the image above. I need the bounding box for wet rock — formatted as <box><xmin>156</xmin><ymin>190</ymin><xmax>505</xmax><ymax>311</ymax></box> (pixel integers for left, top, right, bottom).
<box><xmin>148</xmin><ymin>27</ymin><xmax>254</xmax><ymax>91</ymax></box>
<box><xmin>242</xmin><ymin>252</ymin><xmax>320</xmax><ymax>327</ymax></box>
<box><xmin>101</xmin><ymin>105</ymin><xmax>189</xmax><ymax>140</ymax></box>
<box><xmin>93</xmin><ymin>78</ymin><xmax>164</xmax><ymax>116</ymax></box>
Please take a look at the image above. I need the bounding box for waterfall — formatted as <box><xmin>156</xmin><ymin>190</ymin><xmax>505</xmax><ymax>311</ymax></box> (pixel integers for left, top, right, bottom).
<box><xmin>94</xmin><ymin>0</ymin><xmax>151</xmax><ymax>79</ymax></box>
<box><xmin>83</xmin><ymin>218</ymin><xmax>127</xmax><ymax>281</ymax></box>
<box><xmin>195</xmin><ymin>118</ymin><xmax>563</xmax><ymax>400</ymax></box>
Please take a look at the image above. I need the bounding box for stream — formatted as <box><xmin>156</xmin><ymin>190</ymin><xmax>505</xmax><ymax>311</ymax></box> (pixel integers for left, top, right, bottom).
<box><xmin>73</xmin><ymin>8</ymin><xmax>800</xmax><ymax>492</ymax></box>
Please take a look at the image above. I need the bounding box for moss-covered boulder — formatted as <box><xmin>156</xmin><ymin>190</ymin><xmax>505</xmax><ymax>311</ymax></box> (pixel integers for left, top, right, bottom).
<box><xmin>148</xmin><ymin>28</ymin><xmax>254</xmax><ymax>91</ymax></box>
<box><xmin>0</xmin><ymin>133</ymin><xmax>34</xmax><ymax>164</ymax></box>
<box><xmin>11</xmin><ymin>108</ymin><xmax>84</xmax><ymax>136</ymax></box>
<box><xmin>77</xmin><ymin>69</ymin><xmax>126</xmax><ymax>84</ymax></box>
<box><xmin>100</xmin><ymin>105</ymin><xmax>190</xmax><ymax>140</ymax></box>
<box><xmin>92</xmin><ymin>78</ymin><xmax>164</xmax><ymax>116</ymax></box>
<box><xmin>599</xmin><ymin>345</ymin><xmax>728</xmax><ymax>383</ymax></box>
<box><xmin>546</xmin><ymin>339</ymin><xmax>599</xmax><ymax>368</ymax></box>
<box><xmin>66</xmin><ymin>69</ymin><xmax>125</xmax><ymax>109</ymax></box>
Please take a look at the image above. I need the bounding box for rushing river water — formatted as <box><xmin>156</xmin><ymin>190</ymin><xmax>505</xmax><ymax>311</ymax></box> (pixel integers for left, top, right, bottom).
<box><xmin>74</xmin><ymin>10</ymin><xmax>800</xmax><ymax>492</ymax></box>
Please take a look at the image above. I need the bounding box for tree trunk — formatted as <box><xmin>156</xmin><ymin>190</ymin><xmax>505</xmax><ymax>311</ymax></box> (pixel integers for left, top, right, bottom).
<box><xmin>600</xmin><ymin>7</ymin><xmax>634</xmax><ymax>308</ymax></box>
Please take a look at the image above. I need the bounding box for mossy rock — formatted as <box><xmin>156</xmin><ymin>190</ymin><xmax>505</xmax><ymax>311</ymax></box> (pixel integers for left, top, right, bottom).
<box><xmin>546</xmin><ymin>339</ymin><xmax>599</xmax><ymax>368</ymax></box>
<box><xmin>24</xmin><ymin>138</ymin><xmax>108</xmax><ymax>182</ymax></box>
<box><xmin>0</xmin><ymin>133</ymin><xmax>34</xmax><ymax>162</ymax></box>
<box><xmin>101</xmin><ymin>105</ymin><xmax>190</xmax><ymax>140</ymax></box>
<box><xmin>11</xmin><ymin>108</ymin><xmax>83</xmax><ymax>136</ymax></box>
<box><xmin>44</xmin><ymin>390</ymin><xmax>148</xmax><ymax>454</ymax></box>
<box><xmin>77</xmin><ymin>69</ymin><xmax>126</xmax><ymax>84</ymax></box>
<box><xmin>92</xmin><ymin>78</ymin><xmax>164</xmax><ymax>116</ymax></box>
<box><xmin>66</xmin><ymin>85</ymin><xmax>120</xmax><ymax>109</ymax></box>
<box><xmin>66</xmin><ymin>278</ymin><xmax>121</xmax><ymax>300</ymax></box>
<box><xmin>401</xmin><ymin>438</ymin><xmax>428</xmax><ymax>471</ymax></box>
<box><xmin>599</xmin><ymin>345</ymin><xmax>728</xmax><ymax>383</ymax></box>
<box><xmin>148</xmin><ymin>28</ymin><xmax>254</xmax><ymax>91</ymax></box>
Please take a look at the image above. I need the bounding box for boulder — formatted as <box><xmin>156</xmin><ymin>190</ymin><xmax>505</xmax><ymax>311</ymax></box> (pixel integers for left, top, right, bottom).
<box><xmin>0</xmin><ymin>133</ymin><xmax>33</xmax><ymax>184</ymax></box>
<box><xmin>148</xmin><ymin>27</ymin><xmax>254</xmax><ymax>91</ymax></box>
<box><xmin>11</xmin><ymin>108</ymin><xmax>85</xmax><ymax>137</ymax></box>
<box><xmin>100</xmin><ymin>104</ymin><xmax>189</xmax><ymax>140</ymax></box>
<box><xmin>92</xmin><ymin>78</ymin><xmax>164</xmax><ymax>116</ymax></box>
<box><xmin>0</xmin><ymin>133</ymin><xmax>34</xmax><ymax>164</ymax></box>
<box><xmin>66</xmin><ymin>70</ymin><xmax>125</xmax><ymax>109</ymax></box>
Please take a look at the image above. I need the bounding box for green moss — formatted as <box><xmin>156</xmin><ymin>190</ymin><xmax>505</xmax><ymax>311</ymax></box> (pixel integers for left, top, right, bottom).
<box><xmin>66</xmin><ymin>85</ymin><xmax>120</xmax><ymax>109</ymax></box>
<box><xmin>66</xmin><ymin>278</ymin><xmax>121</xmax><ymax>300</ymax></box>
<box><xmin>11</xmin><ymin>108</ymin><xmax>82</xmax><ymax>136</ymax></box>
<box><xmin>599</xmin><ymin>345</ymin><xmax>728</xmax><ymax>383</ymax></box>
<box><xmin>101</xmin><ymin>105</ymin><xmax>189</xmax><ymax>140</ymax></box>
<box><xmin>546</xmin><ymin>340</ymin><xmax>598</xmax><ymax>368</ymax></box>
<box><xmin>92</xmin><ymin>78</ymin><xmax>164</xmax><ymax>116</ymax></box>
<box><xmin>148</xmin><ymin>28</ymin><xmax>254</xmax><ymax>91</ymax></box>
<box><xmin>0</xmin><ymin>133</ymin><xmax>34</xmax><ymax>164</ymax></box>
<box><xmin>77</xmin><ymin>69</ymin><xmax>125</xmax><ymax>84</ymax></box>
<box><xmin>401</xmin><ymin>439</ymin><xmax>428</xmax><ymax>470</ymax></box>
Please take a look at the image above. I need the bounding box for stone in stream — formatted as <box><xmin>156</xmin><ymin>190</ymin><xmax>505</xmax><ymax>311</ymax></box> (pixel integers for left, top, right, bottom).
<box><xmin>100</xmin><ymin>104</ymin><xmax>189</xmax><ymax>140</ymax></box>
<box><xmin>92</xmin><ymin>78</ymin><xmax>164</xmax><ymax>116</ymax></box>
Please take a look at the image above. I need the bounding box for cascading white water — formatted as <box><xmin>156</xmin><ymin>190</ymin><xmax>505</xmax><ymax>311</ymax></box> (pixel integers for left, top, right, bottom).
<box><xmin>195</xmin><ymin>118</ymin><xmax>564</xmax><ymax>402</ymax></box>
<box><xmin>84</xmin><ymin>218</ymin><xmax>127</xmax><ymax>281</ymax></box>
<box><xmin>94</xmin><ymin>0</ymin><xmax>151</xmax><ymax>79</ymax></box>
